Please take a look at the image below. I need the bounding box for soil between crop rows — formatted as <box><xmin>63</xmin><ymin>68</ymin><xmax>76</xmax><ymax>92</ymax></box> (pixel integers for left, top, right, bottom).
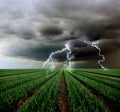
<box><xmin>1</xmin><ymin>69</ymin><xmax>120</xmax><ymax>112</ymax></box>
<box><xmin>81</xmin><ymin>71</ymin><xmax>120</xmax><ymax>79</ymax></box>
<box><xmin>69</xmin><ymin>72</ymin><xmax>111</xmax><ymax>112</ymax></box>
<box><xmin>58</xmin><ymin>72</ymin><xmax>70</xmax><ymax>112</ymax></box>
<box><xmin>0</xmin><ymin>71</ymin><xmax>39</xmax><ymax>78</ymax></box>
<box><xmin>16</xmin><ymin>75</ymin><xmax>55</xmax><ymax>112</ymax></box>
<box><xmin>70</xmin><ymin>72</ymin><xmax>120</xmax><ymax>112</ymax></box>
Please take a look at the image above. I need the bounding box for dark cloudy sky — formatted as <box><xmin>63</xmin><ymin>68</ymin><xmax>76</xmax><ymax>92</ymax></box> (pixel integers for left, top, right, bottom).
<box><xmin>0</xmin><ymin>0</ymin><xmax>120</xmax><ymax>68</ymax></box>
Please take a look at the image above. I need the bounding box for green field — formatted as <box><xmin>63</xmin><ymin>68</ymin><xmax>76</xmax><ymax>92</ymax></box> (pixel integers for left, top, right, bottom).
<box><xmin>0</xmin><ymin>69</ymin><xmax>120</xmax><ymax>112</ymax></box>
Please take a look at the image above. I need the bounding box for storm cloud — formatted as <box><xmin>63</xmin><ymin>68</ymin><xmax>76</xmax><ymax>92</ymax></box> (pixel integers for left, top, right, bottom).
<box><xmin>0</xmin><ymin>0</ymin><xmax>120</xmax><ymax>68</ymax></box>
<box><xmin>40</xmin><ymin>25</ymin><xmax>63</xmax><ymax>36</ymax></box>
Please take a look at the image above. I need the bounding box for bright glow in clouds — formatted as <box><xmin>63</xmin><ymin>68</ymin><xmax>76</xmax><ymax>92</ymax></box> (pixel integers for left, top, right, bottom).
<box><xmin>43</xmin><ymin>40</ymin><xmax>107</xmax><ymax>69</ymax></box>
<box><xmin>43</xmin><ymin>43</ymin><xmax>72</xmax><ymax>68</ymax></box>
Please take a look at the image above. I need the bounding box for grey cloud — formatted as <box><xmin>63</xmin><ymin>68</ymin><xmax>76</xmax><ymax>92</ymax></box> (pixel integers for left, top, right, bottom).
<box><xmin>0</xmin><ymin>22</ymin><xmax>37</xmax><ymax>40</ymax></box>
<box><xmin>4</xmin><ymin>43</ymin><xmax>62</xmax><ymax>61</ymax></box>
<box><xmin>0</xmin><ymin>0</ymin><xmax>38</xmax><ymax>40</ymax></box>
<box><xmin>0</xmin><ymin>0</ymin><xmax>120</xmax><ymax>68</ymax></box>
<box><xmin>36</xmin><ymin>0</ymin><xmax>120</xmax><ymax>21</ymax></box>
<box><xmin>40</xmin><ymin>25</ymin><xmax>63</xmax><ymax>36</ymax></box>
<box><xmin>35</xmin><ymin>0</ymin><xmax>120</xmax><ymax>43</ymax></box>
<box><xmin>70</xmin><ymin>39</ymin><xmax>120</xmax><ymax>61</ymax></box>
<box><xmin>72</xmin><ymin>49</ymin><xmax>120</xmax><ymax>68</ymax></box>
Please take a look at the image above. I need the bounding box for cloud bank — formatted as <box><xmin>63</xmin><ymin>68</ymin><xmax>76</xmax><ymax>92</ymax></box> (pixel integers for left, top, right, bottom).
<box><xmin>0</xmin><ymin>0</ymin><xmax>120</xmax><ymax>68</ymax></box>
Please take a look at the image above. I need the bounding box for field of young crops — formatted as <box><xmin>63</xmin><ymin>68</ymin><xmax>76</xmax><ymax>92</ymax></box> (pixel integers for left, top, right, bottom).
<box><xmin>0</xmin><ymin>69</ymin><xmax>120</xmax><ymax>112</ymax></box>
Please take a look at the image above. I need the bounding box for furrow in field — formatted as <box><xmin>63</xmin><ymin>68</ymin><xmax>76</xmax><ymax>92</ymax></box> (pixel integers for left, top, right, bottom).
<box><xmin>68</xmin><ymin>72</ymin><xmax>111</xmax><ymax>112</ymax></box>
<box><xmin>81</xmin><ymin>71</ymin><xmax>120</xmax><ymax>81</ymax></box>
<box><xmin>0</xmin><ymin>71</ymin><xmax>40</xmax><ymax>78</ymax></box>
<box><xmin>79</xmin><ymin>70</ymin><xmax>120</xmax><ymax>79</ymax></box>
<box><xmin>18</xmin><ymin>71</ymin><xmax>62</xmax><ymax>112</ymax></box>
<box><xmin>0</xmin><ymin>71</ymin><xmax>47</xmax><ymax>85</ymax></box>
<box><xmin>1</xmin><ymin>75</ymin><xmax>44</xmax><ymax>92</ymax></box>
<box><xmin>69</xmin><ymin>71</ymin><xmax>120</xmax><ymax>112</ymax></box>
<box><xmin>16</xmin><ymin>74</ymin><xmax>55</xmax><ymax>112</ymax></box>
<box><xmin>64</xmin><ymin>71</ymin><xmax>107</xmax><ymax>112</ymax></box>
<box><xmin>57</xmin><ymin>72</ymin><xmax>70</xmax><ymax>112</ymax></box>
<box><xmin>0</xmin><ymin>71</ymin><xmax>58</xmax><ymax>112</ymax></box>
<box><xmin>73</xmin><ymin>71</ymin><xmax>120</xmax><ymax>90</ymax></box>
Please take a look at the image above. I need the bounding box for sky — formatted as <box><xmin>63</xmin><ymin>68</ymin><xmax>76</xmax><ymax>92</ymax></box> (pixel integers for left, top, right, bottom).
<box><xmin>0</xmin><ymin>0</ymin><xmax>120</xmax><ymax>69</ymax></box>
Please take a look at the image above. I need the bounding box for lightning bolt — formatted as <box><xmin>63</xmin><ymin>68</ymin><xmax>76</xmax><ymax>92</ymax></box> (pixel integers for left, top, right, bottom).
<box><xmin>65</xmin><ymin>43</ymin><xmax>72</xmax><ymax>67</ymax></box>
<box><xmin>43</xmin><ymin>40</ymin><xmax>107</xmax><ymax>69</ymax></box>
<box><xmin>43</xmin><ymin>43</ymin><xmax>72</xmax><ymax>68</ymax></box>
<box><xmin>91</xmin><ymin>42</ymin><xmax>106</xmax><ymax>69</ymax></box>
<box><xmin>83</xmin><ymin>40</ymin><xmax>107</xmax><ymax>69</ymax></box>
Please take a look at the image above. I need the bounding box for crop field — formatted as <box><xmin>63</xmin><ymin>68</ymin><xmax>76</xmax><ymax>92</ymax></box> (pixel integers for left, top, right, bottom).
<box><xmin>0</xmin><ymin>69</ymin><xmax>120</xmax><ymax>112</ymax></box>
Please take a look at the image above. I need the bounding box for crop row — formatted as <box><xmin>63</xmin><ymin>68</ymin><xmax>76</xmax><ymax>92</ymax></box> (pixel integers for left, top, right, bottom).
<box><xmin>64</xmin><ymin>70</ymin><xmax>106</xmax><ymax>112</ymax></box>
<box><xmin>68</xmin><ymin>70</ymin><xmax>120</xmax><ymax>111</ymax></box>
<box><xmin>0</xmin><ymin>70</ymin><xmax>59</xmax><ymax>112</ymax></box>
<box><xmin>0</xmin><ymin>69</ymin><xmax>44</xmax><ymax>77</ymax></box>
<box><xmin>0</xmin><ymin>70</ymin><xmax>58</xmax><ymax>92</ymax></box>
<box><xmin>1</xmin><ymin>69</ymin><xmax>119</xmax><ymax>112</ymax></box>
<box><xmin>75</xmin><ymin>69</ymin><xmax>120</xmax><ymax>77</ymax></box>
<box><xmin>73</xmin><ymin>71</ymin><xmax>120</xmax><ymax>90</ymax></box>
<box><xmin>0</xmin><ymin>69</ymin><xmax>54</xmax><ymax>83</ymax></box>
<box><xmin>19</xmin><ymin>70</ymin><xmax>62</xmax><ymax>112</ymax></box>
<box><xmin>0</xmin><ymin>70</ymin><xmax>45</xmax><ymax>84</ymax></box>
